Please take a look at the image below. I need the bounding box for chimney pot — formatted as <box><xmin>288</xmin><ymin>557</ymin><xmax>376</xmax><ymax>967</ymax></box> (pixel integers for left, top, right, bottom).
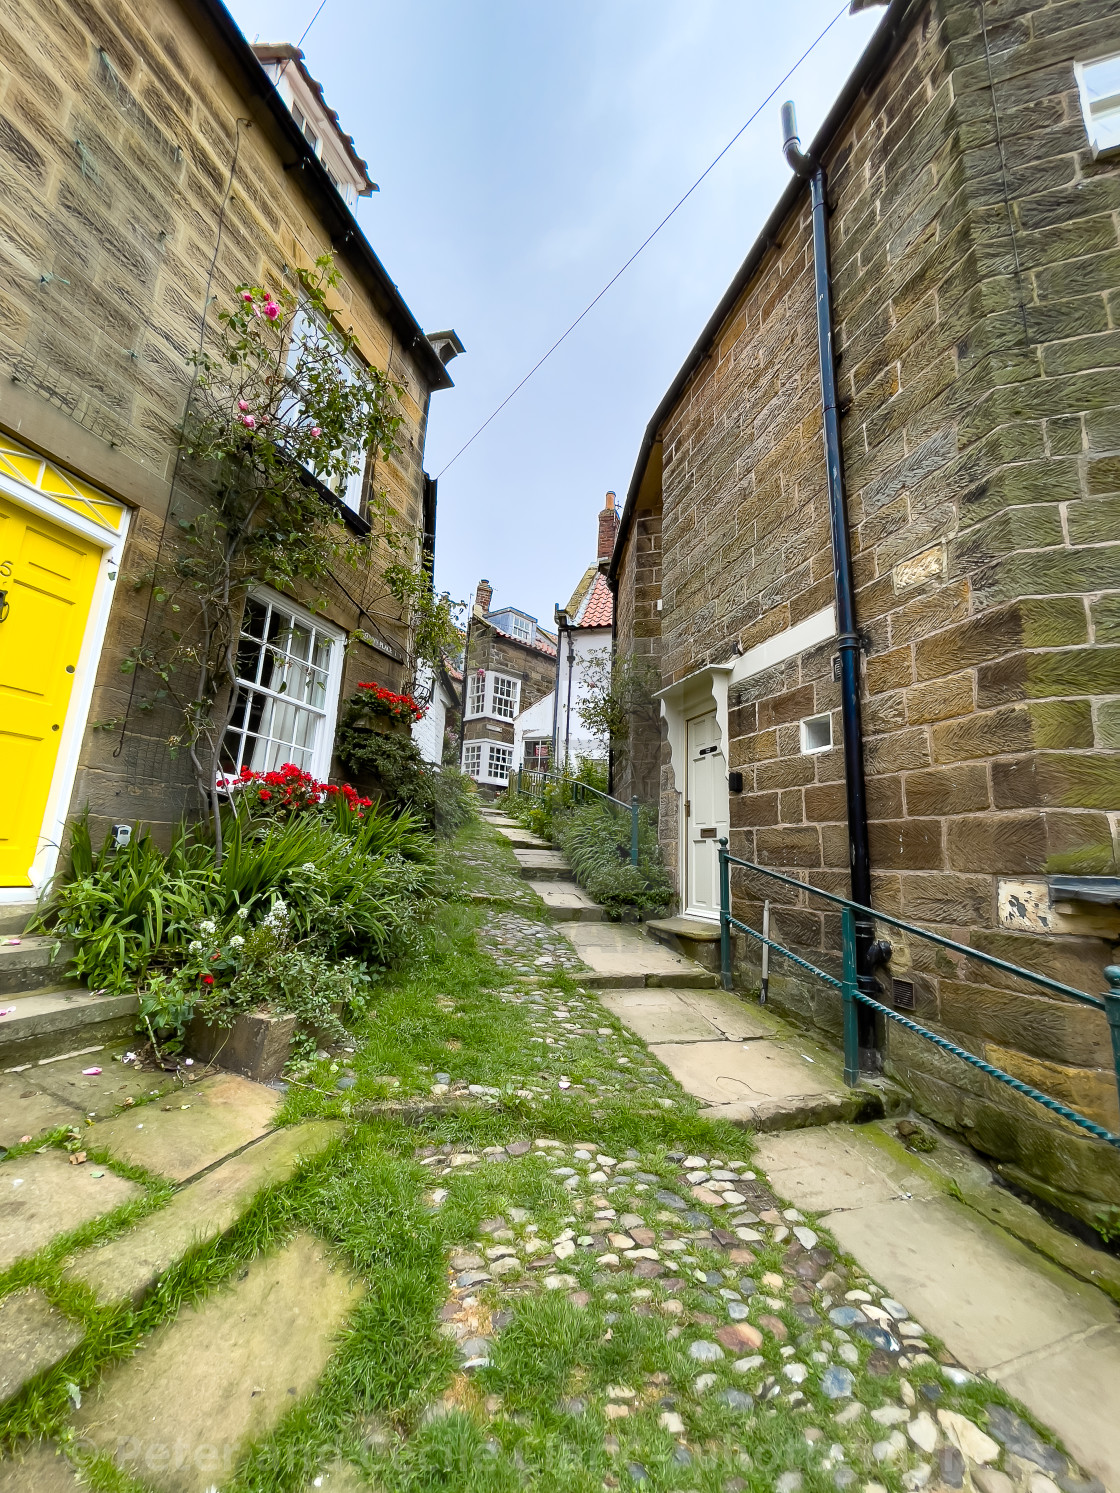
<box><xmin>474</xmin><ymin>578</ymin><xmax>493</xmax><ymax>615</ymax></box>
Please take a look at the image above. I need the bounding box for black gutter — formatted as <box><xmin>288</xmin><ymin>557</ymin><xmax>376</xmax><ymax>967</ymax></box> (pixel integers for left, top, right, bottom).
<box><xmin>781</xmin><ymin>102</ymin><xmax>879</xmax><ymax>1061</ymax></box>
<box><xmin>181</xmin><ymin>0</ymin><xmax>453</xmax><ymax>395</ymax></box>
<box><xmin>608</xmin><ymin>0</ymin><xmax>919</xmax><ymax>584</ymax></box>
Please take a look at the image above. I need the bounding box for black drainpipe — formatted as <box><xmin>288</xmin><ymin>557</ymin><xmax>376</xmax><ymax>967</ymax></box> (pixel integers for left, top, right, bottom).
<box><xmin>782</xmin><ymin>101</ymin><xmax>882</xmax><ymax>1061</ymax></box>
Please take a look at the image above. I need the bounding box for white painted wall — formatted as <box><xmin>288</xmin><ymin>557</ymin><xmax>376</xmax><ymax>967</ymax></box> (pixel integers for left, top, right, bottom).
<box><xmin>513</xmin><ymin>691</ymin><xmax>555</xmax><ymax>770</ymax></box>
<box><xmin>412</xmin><ymin>664</ymin><xmax>457</xmax><ymax>765</ymax></box>
<box><xmin>554</xmin><ymin>625</ymin><xmax>611</xmax><ymax>768</ymax></box>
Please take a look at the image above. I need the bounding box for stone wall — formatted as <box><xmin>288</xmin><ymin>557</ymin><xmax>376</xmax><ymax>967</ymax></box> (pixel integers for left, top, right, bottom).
<box><xmin>614</xmin><ymin>0</ymin><xmax>1120</xmax><ymax>1226</ymax></box>
<box><xmin>0</xmin><ymin>0</ymin><xmax>440</xmax><ymax>844</ymax></box>
<box><xmin>610</xmin><ymin>444</ymin><xmax>664</xmax><ymax>805</ymax></box>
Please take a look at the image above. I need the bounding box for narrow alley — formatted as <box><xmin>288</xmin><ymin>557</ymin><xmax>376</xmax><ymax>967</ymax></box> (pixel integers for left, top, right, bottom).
<box><xmin>2</xmin><ymin>812</ymin><xmax>1117</xmax><ymax>1493</ymax></box>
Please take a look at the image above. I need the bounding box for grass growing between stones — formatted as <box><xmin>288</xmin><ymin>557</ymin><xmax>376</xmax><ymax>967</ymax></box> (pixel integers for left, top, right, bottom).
<box><xmin>0</xmin><ymin>820</ymin><xmax>1084</xmax><ymax>1493</ymax></box>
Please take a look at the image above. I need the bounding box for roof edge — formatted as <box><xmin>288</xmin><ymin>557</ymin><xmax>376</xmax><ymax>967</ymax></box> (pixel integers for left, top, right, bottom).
<box><xmin>608</xmin><ymin>0</ymin><xmax>921</xmax><ymax>583</ymax></box>
<box><xmin>183</xmin><ymin>0</ymin><xmax>452</xmax><ymax>392</ymax></box>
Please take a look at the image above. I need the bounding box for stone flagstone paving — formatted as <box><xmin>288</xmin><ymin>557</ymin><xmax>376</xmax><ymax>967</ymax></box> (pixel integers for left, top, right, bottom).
<box><xmin>0</xmin><ymin>813</ymin><xmax>1110</xmax><ymax>1493</ymax></box>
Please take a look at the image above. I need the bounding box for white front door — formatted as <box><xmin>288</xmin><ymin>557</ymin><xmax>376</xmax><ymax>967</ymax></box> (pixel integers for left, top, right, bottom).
<box><xmin>685</xmin><ymin>710</ymin><xmax>729</xmax><ymax>919</ymax></box>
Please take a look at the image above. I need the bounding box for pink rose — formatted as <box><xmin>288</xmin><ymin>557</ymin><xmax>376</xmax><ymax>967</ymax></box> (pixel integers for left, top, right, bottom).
<box><xmin>238</xmin><ymin>399</ymin><xmax>249</xmax><ymax>411</ymax></box>
<box><xmin>310</xmin><ymin>426</ymin><xmax>322</xmax><ymax>438</ymax></box>
<box><xmin>241</xmin><ymin>414</ymin><xmax>256</xmax><ymax>429</ymax></box>
<box><xmin>241</xmin><ymin>291</ymin><xmax>253</xmax><ymax>302</ymax></box>
<box><xmin>263</xmin><ymin>299</ymin><xmax>280</xmax><ymax>320</ymax></box>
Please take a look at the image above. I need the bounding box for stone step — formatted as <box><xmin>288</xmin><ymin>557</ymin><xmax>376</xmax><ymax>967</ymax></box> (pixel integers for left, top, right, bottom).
<box><xmin>644</xmin><ymin>915</ymin><xmax>722</xmax><ymax>973</ymax></box>
<box><xmin>0</xmin><ymin>1045</ymin><xmax>182</xmax><ymax>1150</ymax></box>
<box><xmin>559</xmin><ymin>921</ymin><xmax>718</xmax><ymax>989</ymax></box>
<box><xmin>0</xmin><ymin>936</ymin><xmax>77</xmax><ymax>996</ymax></box>
<box><xmin>0</xmin><ymin>988</ymin><xmax>139</xmax><ymax>1070</ymax></box>
<box><xmin>88</xmin><ymin>1070</ymin><xmax>282</xmax><ymax>1183</ymax></box>
<box><xmin>0</xmin><ymin>1148</ymin><xmax>144</xmax><ymax>1272</ymax></box>
<box><xmin>513</xmin><ymin>849</ymin><xmax>572</xmax><ymax>880</ymax></box>
<box><xmin>67</xmin><ymin>1121</ymin><xmax>340</xmax><ymax>1304</ymax></box>
<box><xmin>0</xmin><ymin>1290</ymin><xmax>84</xmax><ymax>1410</ymax></box>
<box><xmin>495</xmin><ymin>826</ymin><xmax>551</xmax><ymax>850</ymax></box>
<box><xmin>527</xmin><ymin>880</ymin><xmax>604</xmax><ymax>923</ymax></box>
<box><xmin>0</xmin><ymin>902</ymin><xmax>38</xmax><ymax>937</ymax></box>
<box><xmin>72</xmin><ymin>1231</ymin><xmax>363</xmax><ymax>1489</ymax></box>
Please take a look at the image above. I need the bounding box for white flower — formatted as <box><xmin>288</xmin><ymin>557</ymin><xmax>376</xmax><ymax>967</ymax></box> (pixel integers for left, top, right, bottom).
<box><xmin>238</xmin><ymin>906</ymin><xmax>250</xmax><ymax>920</ymax></box>
<box><xmin>229</xmin><ymin>935</ymin><xmax>245</xmax><ymax>949</ymax></box>
<box><xmin>200</xmin><ymin>920</ymin><xmax>216</xmax><ymax>936</ymax></box>
<box><xmin>188</xmin><ymin>941</ymin><xmax>203</xmax><ymax>954</ymax></box>
<box><xmin>301</xmin><ymin>862</ymin><xmax>316</xmax><ymax>873</ymax></box>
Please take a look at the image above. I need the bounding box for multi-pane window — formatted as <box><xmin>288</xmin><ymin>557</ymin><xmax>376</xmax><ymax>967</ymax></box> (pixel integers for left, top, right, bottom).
<box><xmin>525</xmin><ymin>738</ymin><xmax>551</xmax><ymax>772</ymax></box>
<box><xmin>1076</xmin><ymin>54</ymin><xmax>1120</xmax><ymax>157</ymax></box>
<box><xmin>462</xmin><ymin>742</ymin><xmax>482</xmax><ymax>777</ymax></box>
<box><xmin>489</xmin><ymin>744</ymin><xmax>513</xmax><ymax>782</ymax></box>
<box><xmin>464</xmin><ymin>670</ymin><xmax>520</xmax><ymax>720</ymax></box>
<box><xmin>220</xmin><ymin>594</ymin><xmax>340</xmax><ymax>778</ymax></box>
<box><xmin>492</xmin><ymin>674</ymin><xmax>519</xmax><ymax>720</ymax></box>
<box><xmin>508</xmin><ymin>614</ymin><xmax>533</xmax><ymax>642</ymax></box>
<box><xmin>284</xmin><ymin>309</ymin><xmax>366</xmax><ymax>513</ymax></box>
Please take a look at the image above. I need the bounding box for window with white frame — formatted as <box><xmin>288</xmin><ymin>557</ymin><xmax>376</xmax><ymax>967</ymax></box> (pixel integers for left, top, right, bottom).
<box><xmin>220</xmin><ymin>593</ymin><xmax>342</xmax><ymax>778</ymax></box>
<box><xmin>284</xmin><ymin>309</ymin><xmax>367</xmax><ymax>513</ymax></box>
<box><xmin>492</xmin><ymin>673</ymin><xmax>519</xmax><ymax>720</ymax></box>
<box><xmin>1076</xmin><ymin>54</ymin><xmax>1120</xmax><ymax>157</ymax></box>
<box><xmin>462</xmin><ymin>741</ymin><xmax>483</xmax><ymax>777</ymax></box>
<box><xmin>488</xmin><ymin>744</ymin><xmax>513</xmax><ymax>782</ymax></box>
<box><xmin>464</xmin><ymin>669</ymin><xmax>521</xmax><ymax>721</ymax></box>
<box><xmin>508</xmin><ymin>614</ymin><xmax>533</xmax><ymax>642</ymax></box>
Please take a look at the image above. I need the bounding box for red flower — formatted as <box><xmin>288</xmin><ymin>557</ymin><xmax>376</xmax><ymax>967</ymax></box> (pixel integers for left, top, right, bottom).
<box><xmin>258</xmin><ymin>789</ymin><xmax>272</xmax><ymax>802</ymax></box>
<box><xmin>201</xmin><ymin>974</ymin><xmax>215</xmax><ymax>985</ymax></box>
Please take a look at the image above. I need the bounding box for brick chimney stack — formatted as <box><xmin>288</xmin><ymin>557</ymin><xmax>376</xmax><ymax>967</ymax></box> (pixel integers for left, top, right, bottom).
<box><xmin>474</xmin><ymin>578</ymin><xmax>493</xmax><ymax>615</ymax></box>
<box><xmin>597</xmin><ymin>491</ymin><xmax>619</xmax><ymax>562</ymax></box>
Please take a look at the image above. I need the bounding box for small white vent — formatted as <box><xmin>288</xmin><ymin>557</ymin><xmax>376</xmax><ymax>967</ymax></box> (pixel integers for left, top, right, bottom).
<box><xmin>800</xmin><ymin>713</ymin><xmax>833</xmax><ymax>754</ymax></box>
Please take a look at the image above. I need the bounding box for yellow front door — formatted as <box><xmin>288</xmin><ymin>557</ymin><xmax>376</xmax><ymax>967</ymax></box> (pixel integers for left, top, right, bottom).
<box><xmin>0</xmin><ymin>495</ymin><xmax>102</xmax><ymax>886</ymax></box>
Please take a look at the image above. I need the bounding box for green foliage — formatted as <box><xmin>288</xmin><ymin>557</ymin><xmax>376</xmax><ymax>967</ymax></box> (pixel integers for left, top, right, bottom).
<box><xmin>502</xmin><ymin>780</ymin><xmax>671</xmax><ymax>920</ymax></box>
<box><xmin>576</xmin><ymin>648</ymin><xmax>660</xmax><ymax>771</ymax></box>
<box><xmin>553</xmin><ymin>801</ymin><xmax>672</xmax><ymax>920</ymax></box>
<box><xmin>334</xmin><ymin>711</ymin><xmax>476</xmax><ymax>839</ymax></box>
<box><xmin>40</xmin><ymin>806</ymin><xmax>433</xmax><ymax>998</ymax></box>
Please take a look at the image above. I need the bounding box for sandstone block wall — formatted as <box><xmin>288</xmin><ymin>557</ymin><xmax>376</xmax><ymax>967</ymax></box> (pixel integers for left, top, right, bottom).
<box><xmin>614</xmin><ymin>0</ymin><xmax>1120</xmax><ymax>1226</ymax></box>
<box><xmin>0</xmin><ymin>0</ymin><xmax>437</xmax><ymax>840</ymax></box>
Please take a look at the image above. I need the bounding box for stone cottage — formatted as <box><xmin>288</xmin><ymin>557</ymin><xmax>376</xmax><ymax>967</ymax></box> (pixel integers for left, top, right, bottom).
<box><xmin>610</xmin><ymin>0</ymin><xmax>1120</xmax><ymax>1227</ymax></box>
<box><xmin>0</xmin><ymin>0</ymin><xmax>457</xmax><ymax>922</ymax></box>
<box><xmin>460</xmin><ymin>580</ymin><xmax>557</xmax><ymax>790</ymax></box>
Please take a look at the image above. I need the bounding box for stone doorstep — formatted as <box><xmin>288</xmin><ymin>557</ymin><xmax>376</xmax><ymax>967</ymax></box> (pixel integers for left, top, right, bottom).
<box><xmin>0</xmin><ymin>990</ymin><xmax>140</xmax><ymax>1068</ymax></box>
<box><xmin>0</xmin><ymin>1290</ymin><xmax>84</xmax><ymax>1406</ymax></box>
<box><xmin>65</xmin><ymin>1121</ymin><xmax>341</xmax><ymax>1305</ymax></box>
<box><xmin>702</xmin><ymin>1086</ymin><xmax>888</xmax><ymax>1132</ymax></box>
<box><xmin>644</xmin><ymin>915</ymin><xmax>722</xmax><ymax>973</ymax></box>
<box><xmin>87</xmin><ymin>1071</ymin><xmax>282</xmax><ymax>1184</ymax></box>
<box><xmin>72</xmin><ymin>1230</ymin><xmax>364</xmax><ymax>1493</ymax></box>
<box><xmin>0</xmin><ymin>938</ymin><xmax>76</xmax><ymax>996</ymax></box>
<box><xmin>0</xmin><ymin>902</ymin><xmax>37</xmax><ymax>938</ymax></box>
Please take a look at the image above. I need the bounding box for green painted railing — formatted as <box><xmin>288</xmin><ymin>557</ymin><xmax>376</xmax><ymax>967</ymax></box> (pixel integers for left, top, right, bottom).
<box><xmin>512</xmin><ymin>768</ymin><xmax>640</xmax><ymax>866</ymax></box>
<box><xmin>717</xmin><ymin>839</ymin><xmax>1120</xmax><ymax>1152</ymax></box>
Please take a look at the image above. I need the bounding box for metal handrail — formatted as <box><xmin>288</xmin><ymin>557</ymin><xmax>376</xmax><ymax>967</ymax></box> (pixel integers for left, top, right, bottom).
<box><xmin>717</xmin><ymin>839</ymin><xmax>1120</xmax><ymax>1151</ymax></box>
<box><xmin>512</xmin><ymin>767</ymin><xmax>641</xmax><ymax>866</ymax></box>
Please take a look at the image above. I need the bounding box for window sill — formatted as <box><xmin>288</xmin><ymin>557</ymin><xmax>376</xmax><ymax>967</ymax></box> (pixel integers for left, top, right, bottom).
<box><xmin>296</xmin><ymin>462</ymin><xmax>372</xmax><ymax>536</ymax></box>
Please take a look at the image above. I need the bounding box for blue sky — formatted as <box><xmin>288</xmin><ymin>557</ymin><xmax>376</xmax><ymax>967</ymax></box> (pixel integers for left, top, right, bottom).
<box><xmin>227</xmin><ymin>0</ymin><xmax>883</xmax><ymax>628</ymax></box>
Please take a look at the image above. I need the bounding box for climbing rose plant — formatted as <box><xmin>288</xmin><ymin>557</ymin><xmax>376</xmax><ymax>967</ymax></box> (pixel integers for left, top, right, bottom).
<box><xmin>122</xmin><ymin>255</ymin><xmax>455</xmax><ymax>861</ymax></box>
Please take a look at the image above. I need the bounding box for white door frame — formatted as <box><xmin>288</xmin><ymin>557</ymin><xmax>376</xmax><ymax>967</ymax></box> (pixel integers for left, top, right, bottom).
<box><xmin>684</xmin><ymin>709</ymin><xmax>728</xmax><ymax>920</ymax></box>
<box><xmin>654</xmin><ymin>606</ymin><xmax>838</xmax><ymax>920</ymax></box>
<box><xmin>0</xmin><ymin>468</ymin><xmax>130</xmax><ymax>902</ymax></box>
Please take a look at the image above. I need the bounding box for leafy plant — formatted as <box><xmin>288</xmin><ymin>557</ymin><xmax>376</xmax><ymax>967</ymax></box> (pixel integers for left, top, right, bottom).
<box><xmin>554</xmin><ymin>801</ymin><xmax>671</xmax><ymax>920</ymax></box>
<box><xmin>335</xmin><ymin>707</ymin><xmax>476</xmax><ymax>839</ymax></box>
<box><xmin>39</xmin><ymin>805</ymin><xmax>433</xmax><ymax>996</ymax></box>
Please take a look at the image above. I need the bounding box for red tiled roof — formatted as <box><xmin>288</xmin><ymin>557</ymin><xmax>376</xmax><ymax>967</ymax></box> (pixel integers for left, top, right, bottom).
<box><xmin>489</xmin><ymin>623</ymin><xmax>557</xmax><ymax>657</ymax></box>
<box><xmin>574</xmin><ymin>571</ymin><xmax>613</xmax><ymax>629</ymax></box>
